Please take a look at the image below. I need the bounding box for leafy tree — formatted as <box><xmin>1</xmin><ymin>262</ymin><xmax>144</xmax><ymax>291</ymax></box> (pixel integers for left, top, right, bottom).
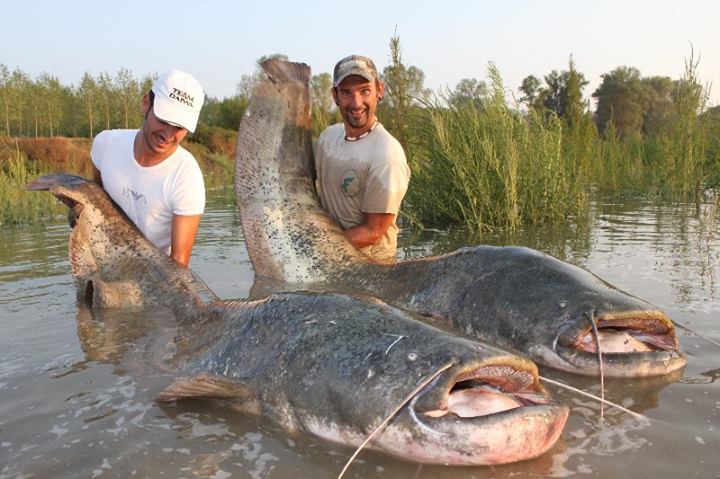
<box><xmin>380</xmin><ymin>32</ymin><xmax>429</xmax><ymax>149</ymax></box>
<box><xmin>199</xmin><ymin>95</ymin><xmax>248</xmax><ymax>131</ymax></box>
<box><xmin>311</xmin><ymin>72</ymin><xmax>336</xmax><ymax>136</ymax></box>
<box><xmin>451</xmin><ymin>78</ymin><xmax>487</xmax><ymax>109</ymax></box>
<box><xmin>592</xmin><ymin>66</ymin><xmax>645</xmax><ymax>137</ymax></box>
<box><xmin>518</xmin><ymin>75</ymin><xmax>541</xmax><ymax>110</ymax></box>
<box><xmin>520</xmin><ymin>58</ymin><xmax>588</xmax><ymax>127</ymax></box>
<box><xmin>563</xmin><ymin>57</ymin><xmax>587</xmax><ymax>129</ymax></box>
<box><xmin>97</xmin><ymin>72</ymin><xmax>114</xmax><ymax>131</ymax></box>
<box><xmin>36</xmin><ymin>73</ymin><xmax>65</xmax><ymax>136</ymax></box>
<box><xmin>116</xmin><ymin>68</ymin><xmax>139</xmax><ymax>129</ymax></box>
<box><xmin>540</xmin><ymin>60</ymin><xmax>588</xmax><ymax>121</ymax></box>
<box><xmin>0</xmin><ymin>64</ymin><xmax>10</xmax><ymax>136</ymax></box>
<box><xmin>382</xmin><ymin>31</ymin><xmax>430</xmax><ymax>109</ymax></box>
<box><xmin>78</xmin><ymin>72</ymin><xmax>98</xmax><ymax>138</ymax></box>
<box><xmin>9</xmin><ymin>69</ymin><xmax>31</xmax><ymax>136</ymax></box>
<box><xmin>640</xmin><ymin>76</ymin><xmax>675</xmax><ymax>136</ymax></box>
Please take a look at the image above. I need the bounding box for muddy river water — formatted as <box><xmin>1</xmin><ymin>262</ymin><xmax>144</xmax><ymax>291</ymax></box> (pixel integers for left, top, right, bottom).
<box><xmin>1</xmin><ymin>196</ymin><xmax>718</xmax><ymax>478</ymax></box>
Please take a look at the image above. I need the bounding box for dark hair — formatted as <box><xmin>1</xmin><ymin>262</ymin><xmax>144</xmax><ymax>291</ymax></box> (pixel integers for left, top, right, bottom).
<box><xmin>142</xmin><ymin>90</ymin><xmax>155</xmax><ymax>121</ymax></box>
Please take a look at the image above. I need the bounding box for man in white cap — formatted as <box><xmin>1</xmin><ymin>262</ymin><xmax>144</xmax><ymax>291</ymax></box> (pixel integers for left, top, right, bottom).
<box><xmin>91</xmin><ymin>69</ymin><xmax>205</xmax><ymax>266</ymax></box>
<box><xmin>314</xmin><ymin>55</ymin><xmax>410</xmax><ymax>262</ymax></box>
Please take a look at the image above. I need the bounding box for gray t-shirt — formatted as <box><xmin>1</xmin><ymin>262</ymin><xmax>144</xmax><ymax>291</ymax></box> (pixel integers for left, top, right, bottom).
<box><xmin>314</xmin><ymin>123</ymin><xmax>410</xmax><ymax>261</ymax></box>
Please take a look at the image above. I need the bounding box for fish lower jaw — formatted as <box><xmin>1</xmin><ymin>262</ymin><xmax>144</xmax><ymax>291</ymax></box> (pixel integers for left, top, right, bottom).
<box><xmin>301</xmin><ymin>405</ymin><xmax>568</xmax><ymax>465</ymax></box>
<box><xmin>551</xmin><ymin>344</ymin><xmax>687</xmax><ymax>377</ymax></box>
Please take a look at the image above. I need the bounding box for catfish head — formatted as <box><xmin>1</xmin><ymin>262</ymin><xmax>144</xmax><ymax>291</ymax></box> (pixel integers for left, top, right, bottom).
<box><xmin>27</xmin><ymin>173</ymin><xmax>216</xmax><ymax>314</ymax></box>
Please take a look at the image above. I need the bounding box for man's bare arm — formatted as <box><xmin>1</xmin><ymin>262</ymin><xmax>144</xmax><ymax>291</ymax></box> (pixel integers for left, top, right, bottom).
<box><xmin>170</xmin><ymin>214</ymin><xmax>202</xmax><ymax>267</ymax></box>
<box><xmin>344</xmin><ymin>212</ymin><xmax>395</xmax><ymax>249</ymax></box>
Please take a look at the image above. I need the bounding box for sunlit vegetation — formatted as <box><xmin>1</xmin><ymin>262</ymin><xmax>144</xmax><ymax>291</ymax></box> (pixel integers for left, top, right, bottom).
<box><xmin>0</xmin><ymin>138</ymin><xmax>63</xmax><ymax>224</ymax></box>
<box><xmin>1</xmin><ymin>39</ymin><xmax>718</xmax><ymax>229</ymax></box>
<box><xmin>379</xmin><ymin>36</ymin><xmax>718</xmax><ymax>232</ymax></box>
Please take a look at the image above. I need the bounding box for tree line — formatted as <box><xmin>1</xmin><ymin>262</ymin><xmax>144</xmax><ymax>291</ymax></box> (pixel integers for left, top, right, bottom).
<box><xmin>0</xmin><ymin>49</ymin><xmax>716</xmax><ymax>146</ymax></box>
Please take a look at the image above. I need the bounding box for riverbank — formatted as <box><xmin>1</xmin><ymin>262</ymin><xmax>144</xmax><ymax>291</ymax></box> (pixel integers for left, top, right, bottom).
<box><xmin>0</xmin><ymin>131</ymin><xmax>235</xmax><ymax>225</ymax></box>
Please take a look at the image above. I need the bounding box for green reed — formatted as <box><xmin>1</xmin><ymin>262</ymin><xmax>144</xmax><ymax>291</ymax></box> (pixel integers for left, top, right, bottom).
<box><xmin>0</xmin><ymin>136</ymin><xmax>236</xmax><ymax>225</ymax></box>
<box><xmin>0</xmin><ymin>141</ymin><xmax>62</xmax><ymax>225</ymax></box>
<box><xmin>590</xmin><ymin>55</ymin><xmax>714</xmax><ymax>200</ymax></box>
<box><xmin>404</xmin><ymin>64</ymin><xmax>590</xmax><ymax>234</ymax></box>
<box><xmin>400</xmin><ymin>60</ymin><xmax>717</xmax><ymax>234</ymax></box>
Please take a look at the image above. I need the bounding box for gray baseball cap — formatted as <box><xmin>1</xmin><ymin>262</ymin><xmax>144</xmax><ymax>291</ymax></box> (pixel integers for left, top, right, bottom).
<box><xmin>333</xmin><ymin>55</ymin><xmax>379</xmax><ymax>87</ymax></box>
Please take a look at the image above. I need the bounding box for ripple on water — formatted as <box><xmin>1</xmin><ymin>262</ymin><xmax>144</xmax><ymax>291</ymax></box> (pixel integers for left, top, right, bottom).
<box><xmin>2</xmin><ymin>199</ymin><xmax>720</xmax><ymax>478</ymax></box>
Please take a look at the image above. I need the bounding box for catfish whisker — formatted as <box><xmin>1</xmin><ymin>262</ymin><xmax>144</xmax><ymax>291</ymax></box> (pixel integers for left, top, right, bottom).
<box><xmin>674</xmin><ymin>321</ymin><xmax>720</xmax><ymax>348</ymax></box>
<box><xmin>539</xmin><ymin>376</ymin><xmax>648</xmax><ymax>422</ymax></box>
<box><xmin>586</xmin><ymin>309</ymin><xmax>605</xmax><ymax>418</ymax></box>
<box><xmin>337</xmin><ymin>362</ymin><xmax>454</xmax><ymax>479</ymax></box>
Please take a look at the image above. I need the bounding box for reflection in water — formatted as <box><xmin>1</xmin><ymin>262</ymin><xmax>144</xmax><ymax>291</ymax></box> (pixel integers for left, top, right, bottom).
<box><xmin>76</xmin><ymin>306</ymin><xmax>152</xmax><ymax>363</ymax></box>
<box><xmin>680</xmin><ymin>367</ymin><xmax>720</xmax><ymax>385</ymax></box>
<box><xmin>1</xmin><ymin>196</ymin><xmax>719</xmax><ymax>477</ymax></box>
<box><xmin>532</xmin><ymin>369</ymin><xmax>681</xmax><ymax>477</ymax></box>
<box><xmin>402</xmin><ymin>197</ymin><xmax>720</xmax><ymax>312</ymax></box>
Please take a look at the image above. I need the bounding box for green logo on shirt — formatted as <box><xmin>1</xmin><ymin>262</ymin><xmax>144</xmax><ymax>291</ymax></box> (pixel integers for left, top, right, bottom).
<box><xmin>341</xmin><ymin>176</ymin><xmax>355</xmax><ymax>193</ymax></box>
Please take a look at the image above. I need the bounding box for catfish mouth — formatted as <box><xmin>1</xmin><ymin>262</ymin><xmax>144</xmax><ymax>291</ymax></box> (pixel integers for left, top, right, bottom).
<box><xmin>394</xmin><ymin>362</ymin><xmax>568</xmax><ymax>465</ymax></box>
<box><xmin>415</xmin><ymin>364</ymin><xmax>550</xmax><ymax>418</ymax></box>
<box><xmin>555</xmin><ymin>311</ymin><xmax>687</xmax><ymax>377</ymax></box>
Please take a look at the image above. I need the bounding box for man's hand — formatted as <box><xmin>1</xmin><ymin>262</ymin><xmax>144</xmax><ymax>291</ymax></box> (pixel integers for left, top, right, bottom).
<box><xmin>171</xmin><ymin>214</ymin><xmax>201</xmax><ymax>267</ymax></box>
<box><xmin>344</xmin><ymin>212</ymin><xmax>395</xmax><ymax>249</ymax></box>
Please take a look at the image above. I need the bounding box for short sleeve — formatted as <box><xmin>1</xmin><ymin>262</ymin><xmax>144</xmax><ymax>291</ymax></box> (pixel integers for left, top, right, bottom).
<box><xmin>170</xmin><ymin>159</ymin><xmax>206</xmax><ymax>216</ymax></box>
<box><xmin>361</xmin><ymin>142</ymin><xmax>410</xmax><ymax>214</ymax></box>
<box><xmin>90</xmin><ymin>131</ymin><xmax>110</xmax><ymax>171</ymax></box>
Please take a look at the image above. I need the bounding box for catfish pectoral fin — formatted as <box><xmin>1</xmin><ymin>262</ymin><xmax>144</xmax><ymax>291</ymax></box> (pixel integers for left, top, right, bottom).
<box><xmin>157</xmin><ymin>373</ymin><xmax>257</xmax><ymax>405</ymax></box>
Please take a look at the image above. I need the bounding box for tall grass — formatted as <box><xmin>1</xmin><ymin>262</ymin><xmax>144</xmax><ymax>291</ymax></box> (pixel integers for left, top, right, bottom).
<box><xmin>0</xmin><ymin>134</ymin><xmax>237</xmax><ymax>225</ymax></box>
<box><xmin>590</xmin><ymin>56</ymin><xmax>714</xmax><ymax>200</ymax></box>
<box><xmin>2</xmin><ymin>56</ymin><xmax>717</xmax><ymax>231</ymax></box>
<box><xmin>399</xmin><ymin>60</ymin><xmax>717</xmax><ymax>234</ymax></box>
<box><xmin>0</xmin><ymin>139</ymin><xmax>63</xmax><ymax>225</ymax></box>
<box><xmin>405</xmin><ymin>64</ymin><xmax>590</xmax><ymax>234</ymax></box>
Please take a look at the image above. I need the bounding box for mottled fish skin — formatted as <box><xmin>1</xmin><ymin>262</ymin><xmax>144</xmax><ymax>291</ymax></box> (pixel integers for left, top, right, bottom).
<box><xmin>176</xmin><ymin>292</ymin><xmax>568</xmax><ymax>465</ymax></box>
<box><xmin>27</xmin><ymin>173</ymin><xmax>217</xmax><ymax>315</ymax></box>
<box><xmin>234</xmin><ymin>59</ymin><xmax>686</xmax><ymax>378</ymax></box>
<box><xmin>27</xmin><ymin>173</ymin><xmax>568</xmax><ymax>465</ymax></box>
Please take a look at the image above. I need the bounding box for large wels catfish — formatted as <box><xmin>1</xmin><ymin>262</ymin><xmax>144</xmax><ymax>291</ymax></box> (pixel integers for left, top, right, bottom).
<box><xmin>234</xmin><ymin>59</ymin><xmax>686</xmax><ymax>378</ymax></box>
<box><xmin>27</xmin><ymin>173</ymin><xmax>568</xmax><ymax>465</ymax></box>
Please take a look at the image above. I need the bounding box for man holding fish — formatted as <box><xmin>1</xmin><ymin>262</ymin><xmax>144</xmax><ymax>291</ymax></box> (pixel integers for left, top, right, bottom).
<box><xmin>314</xmin><ymin>55</ymin><xmax>410</xmax><ymax>262</ymax></box>
<box><xmin>90</xmin><ymin>69</ymin><xmax>206</xmax><ymax>267</ymax></box>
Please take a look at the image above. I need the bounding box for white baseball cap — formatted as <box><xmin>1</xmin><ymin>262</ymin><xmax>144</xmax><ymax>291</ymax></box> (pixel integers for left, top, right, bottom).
<box><xmin>151</xmin><ymin>69</ymin><xmax>204</xmax><ymax>133</ymax></box>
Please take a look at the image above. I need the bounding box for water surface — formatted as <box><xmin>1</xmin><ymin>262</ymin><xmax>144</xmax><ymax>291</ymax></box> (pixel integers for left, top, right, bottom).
<box><xmin>1</xmin><ymin>196</ymin><xmax>718</xmax><ymax>478</ymax></box>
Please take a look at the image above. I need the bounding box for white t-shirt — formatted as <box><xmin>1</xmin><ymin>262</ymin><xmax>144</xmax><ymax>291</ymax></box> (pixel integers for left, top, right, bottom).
<box><xmin>91</xmin><ymin>129</ymin><xmax>205</xmax><ymax>255</ymax></box>
<box><xmin>314</xmin><ymin>122</ymin><xmax>410</xmax><ymax>261</ymax></box>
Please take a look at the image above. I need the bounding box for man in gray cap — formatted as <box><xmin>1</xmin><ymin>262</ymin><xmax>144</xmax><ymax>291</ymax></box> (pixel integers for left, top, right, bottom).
<box><xmin>91</xmin><ymin>69</ymin><xmax>206</xmax><ymax>266</ymax></box>
<box><xmin>314</xmin><ymin>55</ymin><xmax>410</xmax><ymax>262</ymax></box>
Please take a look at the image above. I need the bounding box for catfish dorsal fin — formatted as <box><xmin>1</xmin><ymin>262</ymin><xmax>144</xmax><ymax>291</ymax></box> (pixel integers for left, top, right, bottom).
<box><xmin>157</xmin><ymin>373</ymin><xmax>256</xmax><ymax>404</ymax></box>
<box><xmin>261</xmin><ymin>59</ymin><xmax>311</xmax><ymax>84</ymax></box>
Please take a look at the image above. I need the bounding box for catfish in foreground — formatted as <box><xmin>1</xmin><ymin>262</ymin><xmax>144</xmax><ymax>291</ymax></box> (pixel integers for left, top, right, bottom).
<box><xmin>26</xmin><ymin>173</ymin><xmax>568</xmax><ymax>466</ymax></box>
<box><xmin>234</xmin><ymin>59</ymin><xmax>686</xmax><ymax>378</ymax></box>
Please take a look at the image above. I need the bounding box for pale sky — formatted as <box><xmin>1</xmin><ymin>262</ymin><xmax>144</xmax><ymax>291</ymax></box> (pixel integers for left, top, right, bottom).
<box><xmin>3</xmin><ymin>0</ymin><xmax>719</xmax><ymax>106</ymax></box>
